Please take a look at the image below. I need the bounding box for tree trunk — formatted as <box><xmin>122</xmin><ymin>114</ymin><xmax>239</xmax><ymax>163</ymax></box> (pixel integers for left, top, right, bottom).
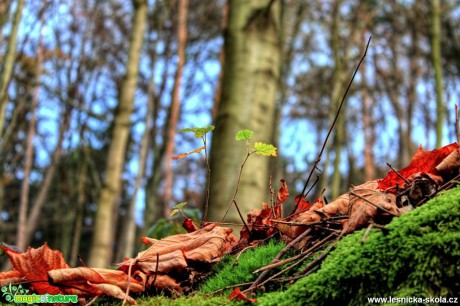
<box><xmin>330</xmin><ymin>0</ymin><xmax>344</xmax><ymax>199</ymax></box>
<box><xmin>162</xmin><ymin>0</ymin><xmax>189</xmax><ymax>218</ymax></box>
<box><xmin>89</xmin><ymin>0</ymin><xmax>147</xmax><ymax>268</ymax></box>
<box><xmin>23</xmin><ymin>105</ymin><xmax>72</xmax><ymax>248</ymax></box>
<box><xmin>116</xmin><ymin>66</ymin><xmax>155</xmax><ymax>261</ymax></box>
<box><xmin>17</xmin><ymin>26</ymin><xmax>44</xmax><ymax>251</ymax></box>
<box><xmin>69</xmin><ymin>146</ymin><xmax>88</xmax><ymax>266</ymax></box>
<box><xmin>431</xmin><ymin>0</ymin><xmax>444</xmax><ymax>148</ymax></box>
<box><xmin>207</xmin><ymin>0</ymin><xmax>282</xmax><ymax>227</ymax></box>
<box><xmin>0</xmin><ymin>0</ymin><xmax>24</xmax><ymax>135</ymax></box>
<box><xmin>361</xmin><ymin>32</ymin><xmax>375</xmax><ymax>182</ymax></box>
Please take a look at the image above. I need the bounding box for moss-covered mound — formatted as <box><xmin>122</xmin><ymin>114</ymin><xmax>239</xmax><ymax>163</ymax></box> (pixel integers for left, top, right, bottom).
<box><xmin>259</xmin><ymin>186</ymin><xmax>460</xmax><ymax>306</ymax></box>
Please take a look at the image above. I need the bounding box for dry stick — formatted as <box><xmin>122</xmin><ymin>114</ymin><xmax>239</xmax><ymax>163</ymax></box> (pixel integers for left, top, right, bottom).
<box><xmin>456</xmin><ymin>104</ymin><xmax>459</xmax><ymax>144</ymax></box>
<box><xmin>246</xmin><ymin>228</ymin><xmax>311</xmax><ymax>293</ymax></box>
<box><xmin>122</xmin><ymin>257</ymin><xmax>137</xmax><ymax>306</ymax></box>
<box><xmin>386</xmin><ymin>163</ymin><xmax>411</xmax><ymax>185</ymax></box>
<box><xmin>247</xmin><ymin>233</ymin><xmax>336</xmax><ymax>293</ymax></box>
<box><xmin>254</xmin><ymin>232</ymin><xmax>335</xmax><ymax>274</ymax></box>
<box><xmin>292</xmin><ymin>36</ymin><xmax>372</xmax><ymax>214</ymax></box>
<box><xmin>151</xmin><ymin>253</ymin><xmax>160</xmax><ymax>287</ymax></box>
<box><xmin>361</xmin><ymin>223</ymin><xmax>374</xmax><ymax>245</ymax></box>
<box><xmin>349</xmin><ymin>190</ymin><xmax>399</xmax><ymax>216</ymax></box>
<box><xmin>84</xmin><ymin>295</ymin><xmax>100</xmax><ymax>306</ymax></box>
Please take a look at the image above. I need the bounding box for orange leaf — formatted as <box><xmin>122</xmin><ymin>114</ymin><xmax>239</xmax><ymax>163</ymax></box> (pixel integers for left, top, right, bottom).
<box><xmin>378</xmin><ymin>143</ymin><xmax>458</xmax><ymax>191</ymax></box>
<box><xmin>274</xmin><ymin>179</ymin><xmax>289</xmax><ymax>218</ymax></box>
<box><xmin>172</xmin><ymin>146</ymin><xmax>206</xmax><ymax>160</ymax></box>
<box><xmin>0</xmin><ymin>270</ymin><xmax>23</xmax><ymax>287</ymax></box>
<box><xmin>2</xmin><ymin>243</ymin><xmax>69</xmax><ymax>295</ymax></box>
<box><xmin>228</xmin><ymin>288</ymin><xmax>257</xmax><ymax>303</ymax></box>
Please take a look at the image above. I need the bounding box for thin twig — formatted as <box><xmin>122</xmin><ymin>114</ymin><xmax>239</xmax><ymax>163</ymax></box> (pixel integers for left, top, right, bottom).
<box><xmin>220</xmin><ymin>152</ymin><xmax>252</xmax><ymax>233</ymax></box>
<box><xmin>247</xmin><ymin>233</ymin><xmax>336</xmax><ymax>293</ymax></box>
<box><xmin>246</xmin><ymin>229</ymin><xmax>312</xmax><ymax>292</ymax></box>
<box><xmin>292</xmin><ymin>36</ymin><xmax>372</xmax><ymax>214</ymax></box>
<box><xmin>84</xmin><ymin>295</ymin><xmax>100</xmax><ymax>306</ymax></box>
<box><xmin>456</xmin><ymin>104</ymin><xmax>459</xmax><ymax>144</ymax></box>
<box><xmin>386</xmin><ymin>163</ymin><xmax>410</xmax><ymax>185</ymax></box>
<box><xmin>122</xmin><ymin>258</ymin><xmax>135</xmax><ymax>306</ymax></box>
<box><xmin>361</xmin><ymin>223</ymin><xmax>374</xmax><ymax>245</ymax></box>
<box><xmin>151</xmin><ymin>253</ymin><xmax>160</xmax><ymax>287</ymax></box>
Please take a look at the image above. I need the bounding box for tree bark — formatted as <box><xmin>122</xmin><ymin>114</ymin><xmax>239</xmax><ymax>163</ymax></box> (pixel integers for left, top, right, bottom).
<box><xmin>116</xmin><ymin>65</ymin><xmax>155</xmax><ymax>261</ymax></box>
<box><xmin>17</xmin><ymin>26</ymin><xmax>44</xmax><ymax>251</ymax></box>
<box><xmin>0</xmin><ymin>0</ymin><xmax>24</xmax><ymax>136</ymax></box>
<box><xmin>431</xmin><ymin>0</ymin><xmax>444</xmax><ymax>148</ymax></box>
<box><xmin>330</xmin><ymin>0</ymin><xmax>344</xmax><ymax>199</ymax></box>
<box><xmin>88</xmin><ymin>0</ymin><xmax>147</xmax><ymax>268</ymax></box>
<box><xmin>208</xmin><ymin>0</ymin><xmax>282</xmax><ymax>227</ymax></box>
<box><xmin>162</xmin><ymin>0</ymin><xmax>189</xmax><ymax>218</ymax></box>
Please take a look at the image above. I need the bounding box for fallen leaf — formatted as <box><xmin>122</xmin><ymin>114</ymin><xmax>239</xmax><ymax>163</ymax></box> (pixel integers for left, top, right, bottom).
<box><xmin>119</xmin><ymin>224</ymin><xmax>238</xmax><ymax>285</ymax></box>
<box><xmin>2</xmin><ymin>243</ymin><xmax>69</xmax><ymax>295</ymax></box>
<box><xmin>228</xmin><ymin>288</ymin><xmax>257</xmax><ymax>303</ymax></box>
<box><xmin>378</xmin><ymin>143</ymin><xmax>458</xmax><ymax>191</ymax></box>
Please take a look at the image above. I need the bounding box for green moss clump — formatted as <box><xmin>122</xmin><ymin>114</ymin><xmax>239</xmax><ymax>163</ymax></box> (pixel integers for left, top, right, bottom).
<box><xmin>258</xmin><ymin>186</ymin><xmax>460</xmax><ymax>306</ymax></box>
<box><xmin>137</xmin><ymin>293</ymin><xmax>230</xmax><ymax>306</ymax></box>
<box><xmin>201</xmin><ymin>239</ymin><xmax>286</xmax><ymax>293</ymax></box>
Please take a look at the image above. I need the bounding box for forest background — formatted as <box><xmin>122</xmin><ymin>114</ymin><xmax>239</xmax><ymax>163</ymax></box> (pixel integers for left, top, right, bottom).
<box><xmin>0</xmin><ymin>0</ymin><xmax>459</xmax><ymax>269</ymax></box>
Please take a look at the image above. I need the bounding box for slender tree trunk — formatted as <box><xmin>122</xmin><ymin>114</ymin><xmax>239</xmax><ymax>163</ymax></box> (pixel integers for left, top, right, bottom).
<box><xmin>208</xmin><ymin>0</ymin><xmax>282</xmax><ymax>226</ymax></box>
<box><xmin>212</xmin><ymin>3</ymin><xmax>228</xmax><ymax>122</ymax></box>
<box><xmin>431</xmin><ymin>0</ymin><xmax>444</xmax><ymax>148</ymax></box>
<box><xmin>361</xmin><ymin>33</ymin><xmax>375</xmax><ymax>182</ymax></box>
<box><xmin>144</xmin><ymin>22</ymin><xmax>173</xmax><ymax>230</ymax></box>
<box><xmin>17</xmin><ymin>27</ymin><xmax>44</xmax><ymax>251</ymax></box>
<box><xmin>330</xmin><ymin>0</ymin><xmax>344</xmax><ymax>199</ymax></box>
<box><xmin>69</xmin><ymin>146</ymin><xmax>88</xmax><ymax>266</ymax></box>
<box><xmin>162</xmin><ymin>0</ymin><xmax>189</xmax><ymax>218</ymax></box>
<box><xmin>116</xmin><ymin>68</ymin><xmax>155</xmax><ymax>261</ymax></box>
<box><xmin>89</xmin><ymin>0</ymin><xmax>147</xmax><ymax>268</ymax></box>
<box><xmin>0</xmin><ymin>0</ymin><xmax>24</xmax><ymax>136</ymax></box>
<box><xmin>23</xmin><ymin>106</ymin><xmax>72</xmax><ymax>248</ymax></box>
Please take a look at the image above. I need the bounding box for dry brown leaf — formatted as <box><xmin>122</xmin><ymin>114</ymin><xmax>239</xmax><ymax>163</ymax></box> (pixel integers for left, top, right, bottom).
<box><xmin>119</xmin><ymin>224</ymin><xmax>238</xmax><ymax>279</ymax></box>
<box><xmin>48</xmin><ymin>267</ymin><xmax>144</xmax><ymax>292</ymax></box>
<box><xmin>342</xmin><ymin>180</ymin><xmax>399</xmax><ymax>234</ymax></box>
<box><xmin>147</xmin><ymin>274</ymin><xmax>181</xmax><ymax>291</ymax></box>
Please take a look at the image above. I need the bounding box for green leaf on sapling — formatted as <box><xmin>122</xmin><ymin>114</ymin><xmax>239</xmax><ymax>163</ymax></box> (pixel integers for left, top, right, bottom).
<box><xmin>236</xmin><ymin>129</ymin><xmax>254</xmax><ymax>141</ymax></box>
<box><xmin>179</xmin><ymin>125</ymin><xmax>215</xmax><ymax>138</ymax></box>
<box><xmin>254</xmin><ymin>142</ymin><xmax>277</xmax><ymax>156</ymax></box>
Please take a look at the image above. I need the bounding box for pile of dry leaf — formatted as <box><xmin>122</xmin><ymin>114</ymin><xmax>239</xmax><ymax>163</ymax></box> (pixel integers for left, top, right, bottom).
<box><xmin>1</xmin><ymin>143</ymin><xmax>459</xmax><ymax>304</ymax></box>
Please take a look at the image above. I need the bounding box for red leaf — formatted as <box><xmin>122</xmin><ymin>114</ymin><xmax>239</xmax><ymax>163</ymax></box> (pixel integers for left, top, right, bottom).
<box><xmin>228</xmin><ymin>288</ymin><xmax>257</xmax><ymax>303</ymax></box>
<box><xmin>182</xmin><ymin>218</ymin><xmax>199</xmax><ymax>233</ymax></box>
<box><xmin>378</xmin><ymin>143</ymin><xmax>458</xmax><ymax>191</ymax></box>
<box><xmin>274</xmin><ymin>179</ymin><xmax>289</xmax><ymax>218</ymax></box>
<box><xmin>2</xmin><ymin>243</ymin><xmax>69</xmax><ymax>295</ymax></box>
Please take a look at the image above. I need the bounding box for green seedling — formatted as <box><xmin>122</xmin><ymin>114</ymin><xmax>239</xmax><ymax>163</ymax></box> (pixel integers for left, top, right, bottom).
<box><xmin>220</xmin><ymin>129</ymin><xmax>277</xmax><ymax>230</ymax></box>
<box><xmin>174</xmin><ymin>125</ymin><xmax>214</xmax><ymax>222</ymax></box>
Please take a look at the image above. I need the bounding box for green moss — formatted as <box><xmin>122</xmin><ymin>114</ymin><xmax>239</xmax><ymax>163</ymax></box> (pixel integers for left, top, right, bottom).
<box><xmin>258</xmin><ymin>186</ymin><xmax>460</xmax><ymax>306</ymax></box>
<box><xmin>137</xmin><ymin>293</ymin><xmax>230</xmax><ymax>306</ymax></box>
<box><xmin>201</xmin><ymin>239</ymin><xmax>286</xmax><ymax>293</ymax></box>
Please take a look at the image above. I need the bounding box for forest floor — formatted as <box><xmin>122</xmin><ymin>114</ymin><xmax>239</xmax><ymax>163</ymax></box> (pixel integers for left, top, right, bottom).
<box><xmin>136</xmin><ymin>186</ymin><xmax>460</xmax><ymax>305</ymax></box>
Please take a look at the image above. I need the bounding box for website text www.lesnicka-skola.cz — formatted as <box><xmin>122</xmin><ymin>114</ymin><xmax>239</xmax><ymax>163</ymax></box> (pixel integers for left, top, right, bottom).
<box><xmin>367</xmin><ymin>296</ymin><xmax>459</xmax><ymax>304</ymax></box>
